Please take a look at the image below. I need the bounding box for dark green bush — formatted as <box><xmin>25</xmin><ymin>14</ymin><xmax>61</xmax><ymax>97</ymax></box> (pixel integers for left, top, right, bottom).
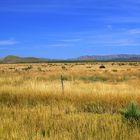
<box><xmin>121</xmin><ymin>102</ymin><xmax>140</xmax><ymax>120</ymax></box>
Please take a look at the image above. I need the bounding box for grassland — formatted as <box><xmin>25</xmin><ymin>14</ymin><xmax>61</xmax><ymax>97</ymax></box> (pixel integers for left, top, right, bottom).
<box><xmin>0</xmin><ymin>62</ymin><xmax>140</xmax><ymax>140</ymax></box>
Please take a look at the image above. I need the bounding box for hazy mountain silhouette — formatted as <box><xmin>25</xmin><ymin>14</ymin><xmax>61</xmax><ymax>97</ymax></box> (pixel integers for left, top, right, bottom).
<box><xmin>0</xmin><ymin>54</ymin><xmax>140</xmax><ymax>63</ymax></box>
<box><xmin>77</xmin><ymin>54</ymin><xmax>140</xmax><ymax>61</ymax></box>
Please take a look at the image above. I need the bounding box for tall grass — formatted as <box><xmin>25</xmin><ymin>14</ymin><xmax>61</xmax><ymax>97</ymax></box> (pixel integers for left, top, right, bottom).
<box><xmin>0</xmin><ymin>62</ymin><xmax>140</xmax><ymax>139</ymax></box>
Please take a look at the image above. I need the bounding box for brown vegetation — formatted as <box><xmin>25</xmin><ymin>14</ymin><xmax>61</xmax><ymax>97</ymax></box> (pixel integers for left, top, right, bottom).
<box><xmin>0</xmin><ymin>62</ymin><xmax>140</xmax><ymax>139</ymax></box>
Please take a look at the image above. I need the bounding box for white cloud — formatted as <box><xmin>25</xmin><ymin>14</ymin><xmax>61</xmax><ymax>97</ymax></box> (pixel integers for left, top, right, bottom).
<box><xmin>0</xmin><ymin>39</ymin><xmax>18</xmax><ymax>46</ymax></box>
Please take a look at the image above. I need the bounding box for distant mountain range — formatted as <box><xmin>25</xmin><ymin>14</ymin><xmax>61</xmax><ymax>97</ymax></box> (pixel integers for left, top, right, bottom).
<box><xmin>77</xmin><ymin>54</ymin><xmax>140</xmax><ymax>61</ymax></box>
<box><xmin>0</xmin><ymin>54</ymin><xmax>140</xmax><ymax>63</ymax></box>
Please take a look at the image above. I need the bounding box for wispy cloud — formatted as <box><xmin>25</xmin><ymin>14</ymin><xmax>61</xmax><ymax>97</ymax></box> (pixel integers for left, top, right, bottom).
<box><xmin>0</xmin><ymin>39</ymin><xmax>18</xmax><ymax>46</ymax></box>
<box><xmin>47</xmin><ymin>28</ymin><xmax>140</xmax><ymax>49</ymax></box>
<box><xmin>85</xmin><ymin>32</ymin><xmax>140</xmax><ymax>47</ymax></box>
<box><xmin>95</xmin><ymin>39</ymin><xmax>139</xmax><ymax>47</ymax></box>
<box><xmin>58</xmin><ymin>39</ymin><xmax>81</xmax><ymax>42</ymax></box>
<box><xmin>128</xmin><ymin>29</ymin><xmax>140</xmax><ymax>34</ymax></box>
<box><xmin>47</xmin><ymin>43</ymin><xmax>73</xmax><ymax>47</ymax></box>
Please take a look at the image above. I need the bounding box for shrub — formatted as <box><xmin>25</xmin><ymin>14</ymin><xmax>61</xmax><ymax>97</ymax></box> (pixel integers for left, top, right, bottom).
<box><xmin>120</xmin><ymin>102</ymin><xmax>140</xmax><ymax>120</ymax></box>
<box><xmin>62</xmin><ymin>66</ymin><xmax>67</xmax><ymax>70</ymax></box>
<box><xmin>99</xmin><ymin>65</ymin><xmax>106</xmax><ymax>69</ymax></box>
<box><xmin>86</xmin><ymin>66</ymin><xmax>92</xmax><ymax>68</ymax></box>
<box><xmin>112</xmin><ymin>69</ymin><xmax>117</xmax><ymax>72</ymax></box>
<box><xmin>38</xmin><ymin>67</ymin><xmax>42</xmax><ymax>71</ymax></box>
<box><xmin>22</xmin><ymin>66</ymin><xmax>32</xmax><ymax>71</ymax></box>
<box><xmin>79</xmin><ymin>76</ymin><xmax>107</xmax><ymax>82</ymax></box>
<box><xmin>41</xmin><ymin>129</ymin><xmax>46</xmax><ymax>137</ymax></box>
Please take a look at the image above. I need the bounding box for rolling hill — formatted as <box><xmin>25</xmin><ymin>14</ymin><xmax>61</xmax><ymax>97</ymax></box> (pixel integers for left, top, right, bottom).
<box><xmin>0</xmin><ymin>55</ymin><xmax>48</xmax><ymax>64</ymax></box>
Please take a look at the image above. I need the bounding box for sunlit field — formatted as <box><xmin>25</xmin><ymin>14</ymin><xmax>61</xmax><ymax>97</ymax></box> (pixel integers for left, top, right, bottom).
<box><xmin>0</xmin><ymin>62</ymin><xmax>140</xmax><ymax>140</ymax></box>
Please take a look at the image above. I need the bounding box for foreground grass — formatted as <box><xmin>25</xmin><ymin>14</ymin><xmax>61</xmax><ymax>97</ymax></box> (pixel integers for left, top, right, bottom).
<box><xmin>0</xmin><ymin>62</ymin><xmax>140</xmax><ymax>140</ymax></box>
<box><xmin>1</xmin><ymin>107</ymin><xmax>140</xmax><ymax>140</ymax></box>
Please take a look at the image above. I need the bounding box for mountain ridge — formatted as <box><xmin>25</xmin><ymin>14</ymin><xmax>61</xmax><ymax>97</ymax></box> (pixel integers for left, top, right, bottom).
<box><xmin>77</xmin><ymin>54</ymin><xmax>140</xmax><ymax>61</ymax></box>
<box><xmin>0</xmin><ymin>54</ymin><xmax>140</xmax><ymax>63</ymax></box>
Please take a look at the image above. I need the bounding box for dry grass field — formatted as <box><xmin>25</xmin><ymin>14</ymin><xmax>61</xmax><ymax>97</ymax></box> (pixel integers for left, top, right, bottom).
<box><xmin>0</xmin><ymin>62</ymin><xmax>140</xmax><ymax>140</ymax></box>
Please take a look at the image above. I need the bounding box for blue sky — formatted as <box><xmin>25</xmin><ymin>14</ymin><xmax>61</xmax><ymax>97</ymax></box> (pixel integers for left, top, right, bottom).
<box><xmin>0</xmin><ymin>0</ymin><xmax>140</xmax><ymax>59</ymax></box>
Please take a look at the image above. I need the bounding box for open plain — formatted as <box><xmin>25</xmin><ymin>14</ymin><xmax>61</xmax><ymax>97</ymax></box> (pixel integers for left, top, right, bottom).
<box><xmin>0</xmin><ymin>62</ymin><xmax>140</xmax><ymax>140</ymax></box>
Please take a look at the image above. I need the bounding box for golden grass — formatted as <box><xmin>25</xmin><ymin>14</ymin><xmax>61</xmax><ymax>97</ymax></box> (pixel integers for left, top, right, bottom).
<box><xmin>0</xmin><ymin>62</ymin><xmax>140</xmax><ymax>140</ymax></box>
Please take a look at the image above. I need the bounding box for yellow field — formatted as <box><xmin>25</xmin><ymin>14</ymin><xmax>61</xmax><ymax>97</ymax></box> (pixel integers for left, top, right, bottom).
<box><xmin>0</xmin><ymin>62</ymin><xmax>140</xmax><ymax>140</ymax></box>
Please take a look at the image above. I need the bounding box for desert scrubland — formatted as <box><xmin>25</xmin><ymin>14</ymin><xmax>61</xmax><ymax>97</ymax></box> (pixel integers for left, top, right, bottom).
<box><xmin>0</xmin><ymin>62</ymin><xmax>140</xmax><ymax>140</ymax></box>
